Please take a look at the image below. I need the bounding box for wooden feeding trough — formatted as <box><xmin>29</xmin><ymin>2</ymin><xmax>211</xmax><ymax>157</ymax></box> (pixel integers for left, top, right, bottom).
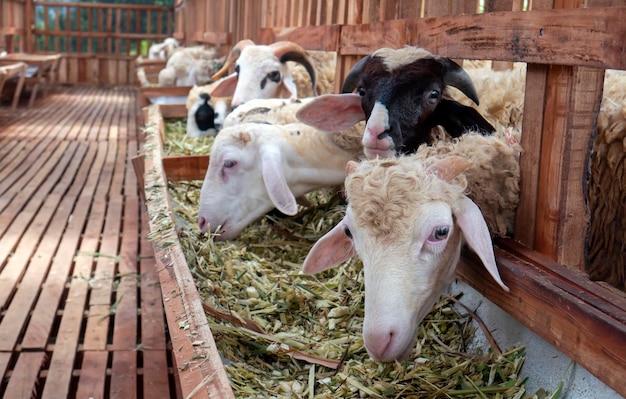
<box><xmin>134</xmin><ymin>104</ymin><xmax>232</xmax><ymax>398</ymax></box>
<box><xmin>135</xmin><ymin>4</ymin><xmax>626</xmax><ymax>398</ymax></box>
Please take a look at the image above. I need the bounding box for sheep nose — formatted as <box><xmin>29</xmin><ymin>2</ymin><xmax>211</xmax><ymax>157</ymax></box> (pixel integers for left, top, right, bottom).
<box><xmin>377</xmin><ymin>129</ymin><xmax>391</xmax><ymax>140</ymax></box>
<box><xmin>198</xmin><ymin>216</ymin><xmax>207</xmax><ymax>232</ymax></box>
<box><xmin>364</xmin><ymin>328</ymin><xmax>393</xmax><ymax>361</ymax></box>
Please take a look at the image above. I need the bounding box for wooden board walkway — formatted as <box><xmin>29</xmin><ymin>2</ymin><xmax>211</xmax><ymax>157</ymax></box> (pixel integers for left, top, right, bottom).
<box><xmin>0</xmin><ymin>86</ymin><xmax>178</xmax><ymax>399</ymax></box>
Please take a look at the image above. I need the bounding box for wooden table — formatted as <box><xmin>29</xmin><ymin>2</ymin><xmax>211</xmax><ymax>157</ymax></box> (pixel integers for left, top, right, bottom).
<box><xmin>0</xmin><ymin>53</ymin><xmax>62</xmax><ymax>107</ymax></box>
<box><xmin>0</xmin><ymin>62</ymin><xmax>27</xmax><ymax>111</ymax></box>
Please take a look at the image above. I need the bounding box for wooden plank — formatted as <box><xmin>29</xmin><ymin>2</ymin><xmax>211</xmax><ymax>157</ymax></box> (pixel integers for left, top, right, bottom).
<box><xmin>0</xmin><ymin>352</ymin><xmax>12</xmax><ymax>384</ymax></box>
<box><xmin>82</xmin><ymin>118</ymin><xmax>123</xmax><ymax>352</ymax></box>
<box><xmin>339</xmin><ymin>18</ymin><xmax>409</xmax><ymax>56</ymax></box>
<box><xmin>159</xmin><ymin>103</ymin><xmax>187</xmax><ymax>119</ymax></box>
<box><xmin>456</xmin><ymin>238</ymin><xmax>626</xmax><ymax>397</ymax></box>
<box><xmin>110</xmin><ymin>351</ymin><xmax>137</xmax><ymax>399</ymax></box>
<box><xmin>140</xmin><ymin>212</ymin><xmax>168</xmax><ymax>352</ymax></box>
<box><xmin>74</xmin><ymin>351</ymin><xmax>108</xmax><ymax>399</ymax></box>
<box><xmin>411</xmin><ymin>7</ymin><xmax>626</xmax><ymax>69</ymax></box>
<box><xmin>513</xmin><ymin>64</ymin><xmax>548</xmax><ymax>247</ymax></box>
<box><xmin>162</xmin><ymin>155</ymin><xmax>209</xmax><ymax>182</ymax></box>
<box><xmin>2</xmin><ymin>352</ymin><xmax>46</xmax><ymax>399</ymax></box>
<box><xmin>257</xmin><ymin>25</ymin><xmax>341</xmax><ymax>51</ymax></box>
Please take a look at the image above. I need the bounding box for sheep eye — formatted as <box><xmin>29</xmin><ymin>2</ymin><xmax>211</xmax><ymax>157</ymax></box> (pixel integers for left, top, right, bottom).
<box><xmin>267</xmin><ymin>71</ymin><xmax>281</xmax><ymax>82</ymax></box>
<box><xmin>428</xmin><ymin>89</ymin><xmax>440</xmax><ymax>101</ymax></box>
<box><xmin>357</xmin><ymin>87</ymin><xmax>366</xmax><ymax>97</ymax></box>
<box><xmin>223</xmin><ymin>160</ymin><xmax>236</xmax><ymax>168</ymax></box>
<box><xmin>235</xmin><ymin>65</ymin><xmax>240</xmax><ymax>75</ymax></box>
<box><xmin>429</xmin><ymin>225</ymin><xmax>449</xmax><ymax>241</ymax></box>
<box><xmin>344</xmin><ymin>226</ymin><xmax>353</xmax><ymax>239</ymax></box>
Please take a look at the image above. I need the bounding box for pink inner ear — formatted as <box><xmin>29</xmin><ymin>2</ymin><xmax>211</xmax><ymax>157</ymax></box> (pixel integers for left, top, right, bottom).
<box><xmin>302</xmin><ymin>221</ymin><xmax>355</xmax><ymax>274</ymax></box>
<box><xmin>296</xmin><ymin>93</ymin><xmax>365</xmax><ymax>132</ymax></box>
<box><xmin>454</xmin><ymin>197</ymin><xmax>509</xmax><ymax>292</ymax></box>
<box><xmin>209</xmin><ymin>73</ymin><xmax>238</xmax><ymax>97</ymax></box>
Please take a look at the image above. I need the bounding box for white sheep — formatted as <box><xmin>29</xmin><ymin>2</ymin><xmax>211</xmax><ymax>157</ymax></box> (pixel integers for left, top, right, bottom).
<box><xmin>223</xmin><ymin>97</ymin><xmax>316</xmax><ymax>128</ymax></box>
<box><xmin>158</xmin><ymin>46</ymin><xmax>224</xmax><ymax>87</ymax></box>
<box><xmin>148</xmin><ymin>37</ymin><xmax>179</xmax><ymax>60</ymax></box>
<box><xmin>302</xmin><ymin>128</ymin><xmax>521</xmax><ymax>363</ymax></box>
<box><xmin>197</xmin><ymin>121</ymin><xmax>364</xmax><ymax>240</ymax></box>
<box><xmin>209</xmin><ymin>39</ymin><xmax>336</xmax><ymax>107</ymax></box>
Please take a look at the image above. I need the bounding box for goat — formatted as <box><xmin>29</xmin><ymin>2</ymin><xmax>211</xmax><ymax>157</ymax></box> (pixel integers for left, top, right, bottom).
<box><xmin>296</xmin><ymin>46</ymin><xmax>495</xmax><ymax>159</ymax></box>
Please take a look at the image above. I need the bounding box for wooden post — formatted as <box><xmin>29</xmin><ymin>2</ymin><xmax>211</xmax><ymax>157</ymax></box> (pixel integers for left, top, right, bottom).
<box><xmin>25</xmin><ymin>0</ymin><xmax>33</xmax><ymax>53</ymax></box>
<box><xmin>531</xmin><ymin>0</ymin><xmax>605</xmax><ymax>270</ymax></box>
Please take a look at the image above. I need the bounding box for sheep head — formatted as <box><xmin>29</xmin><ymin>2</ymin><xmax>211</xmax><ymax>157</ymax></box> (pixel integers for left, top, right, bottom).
<box><xmin>302</xmin><ymin>155</ymin><xmax>509</xmax><ymax>362</ymax></box>
<box><xmin>210</xmin><ymin>40</ymin><xmax>317</xmax><ymax>107</ymax></box>
<box><xmin>198</xmin><ymin>122</ymin><xmax>350</xmax><ymax>240</ymax></box>
<box><xmin>296</xmin><ymin>46</ymin><xmax>495</xmax><ymax>158</ymax></box>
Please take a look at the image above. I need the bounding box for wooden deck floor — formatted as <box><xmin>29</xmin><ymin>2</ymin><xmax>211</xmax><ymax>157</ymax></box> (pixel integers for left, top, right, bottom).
<box><xmin>0</xmin><ymin>86</ymin><xmax>178</xmax><ymax>399</ymax></box>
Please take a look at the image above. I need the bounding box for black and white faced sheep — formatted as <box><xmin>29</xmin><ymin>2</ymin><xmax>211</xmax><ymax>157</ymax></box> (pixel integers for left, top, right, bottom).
<box><xmin>302</xmin><ymin>129</ymin><xmax>520</xmax><ymax>363</ymax></box>
<box><xmin>209</xmin><ymin>40</ymin><xmax>335</xmax><ymax>107</ymax></box>
<box><xmin>186</xmin><ymin>82</ymin><xmax>231</xmax><ymax>138</ymax></box>
<box><xmin>296</xmin><ymin>46</ymin><xmax>496</xmax><ymax>159</ymax></box>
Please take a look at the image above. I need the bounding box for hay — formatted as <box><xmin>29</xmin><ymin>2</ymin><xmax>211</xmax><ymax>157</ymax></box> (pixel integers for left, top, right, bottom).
<box><xmin>155</xmin><ymin>118</ymin><xmax>540</xmax><ymax>399</ymax></box>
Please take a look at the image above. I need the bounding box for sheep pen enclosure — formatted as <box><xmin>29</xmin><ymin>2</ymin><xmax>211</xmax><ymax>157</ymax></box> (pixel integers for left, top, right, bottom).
<box><xmin>128</xmin><ymin>1</ymin><xmax>626</xmax><ymax>398</ymax></box>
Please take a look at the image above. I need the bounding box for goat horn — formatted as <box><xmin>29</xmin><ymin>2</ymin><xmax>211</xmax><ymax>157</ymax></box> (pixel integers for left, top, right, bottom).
<box><xmin>211</xmin><ymin>39</ymin><xmax>255</xmax><ymax>81</ymax></box>
<box><xmin>270</xmin><ymin>41</ymin><xmax>317</xmax><ymax>96</ymax></box>
<box><xmin>438</xmin><ymin>57</ymin><xmax>481</xmax><ymax>106</ymax></box>
<box><xmin>428</xmin><ymin>156</ymin><xmax>472</xmax><ymax>182</ymax></box>
<box><xmin>341</xmin><ymin>55</ymin><xmax>371</xmax><ymax>93</ymax></box>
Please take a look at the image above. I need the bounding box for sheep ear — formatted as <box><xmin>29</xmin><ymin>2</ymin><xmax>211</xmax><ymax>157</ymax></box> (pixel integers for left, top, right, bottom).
<box><xmin>209</xmin><ymin>73</ymin><xmax>238</xmax><ymax>97</ymax></box>
<box><xmin>260</xmin><ymin>145</ymin><xmax>298</xmax><ymax>215</ymax></box>
<box><xmin>427</xmin><ymin>156</ymin><xmax>472</xmax><ymax>182</ymax></box>
<box><xmin>454</xmin><ymin>196</ymin><xmax>510</xmax><ymax>292</ymax></box>
<box><xmin>302</xmin><ymin>220</ymin><xmax>355</xmax><ymax>274</ymax></box>
<box><xmin>346</xmin><ymin>160</ymin><xmax>359</xmax><ymax>174</ymax></box>
<box><xmin>296</xmin><ymin>93</ymin><xmax>365</xmax><ymax>132</ymax></box>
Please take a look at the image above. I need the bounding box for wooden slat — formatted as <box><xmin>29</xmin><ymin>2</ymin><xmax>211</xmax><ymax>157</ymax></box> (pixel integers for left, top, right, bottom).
<box><xmin>75</xmin><ymin>351</ymin><xmax>108</xmax><ymax>399</ymax></box>
<box><xmin>163</xmin><ymin>155</ymin><xmax>209</xmax><ymax>181</ymax></box>
<box><xmin>2</xmin><ymin>352</ymin><xmax>46</xmax><ymax>399</ymax></box>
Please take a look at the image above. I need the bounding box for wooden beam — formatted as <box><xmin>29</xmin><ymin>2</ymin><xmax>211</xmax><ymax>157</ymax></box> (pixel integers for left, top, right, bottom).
<box><xmin>411</xmin><ymin>7</ymin><xmax>626</xmax><ymax>69</ymax></box>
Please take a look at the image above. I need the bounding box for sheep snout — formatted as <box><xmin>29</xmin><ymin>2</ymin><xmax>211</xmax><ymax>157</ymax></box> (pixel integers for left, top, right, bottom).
<box><xmin>363</xmin><ymin>325</ymin><xmax>415</xmax><ymax>362</ymax></box>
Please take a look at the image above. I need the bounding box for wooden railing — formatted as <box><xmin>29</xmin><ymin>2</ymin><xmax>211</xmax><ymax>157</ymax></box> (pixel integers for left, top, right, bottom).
<box><xmin>27</xmin><ymin>1</ymin><xmax>174</xmax><ymax>84</ymax></box>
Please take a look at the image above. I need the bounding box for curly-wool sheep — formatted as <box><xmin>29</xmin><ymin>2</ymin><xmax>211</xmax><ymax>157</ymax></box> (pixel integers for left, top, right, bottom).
<box><xmin>302</xmin><ymin>128</ymin><xmax>520</xmax><ymax>362</ymax></box>
<box><xmin>197</xmin><ymin>121</ymin><xmax>364</xmax><ymax>240</ymax></box>
<box><xmin>158</xmin><ymin>46</ymin><xmax>224</xmax><ymax>87</ymax></box>
<box><xmin>587</xmin><ymin>69</ymin><xmax>626</xmax><ymax>289</ymax></box>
